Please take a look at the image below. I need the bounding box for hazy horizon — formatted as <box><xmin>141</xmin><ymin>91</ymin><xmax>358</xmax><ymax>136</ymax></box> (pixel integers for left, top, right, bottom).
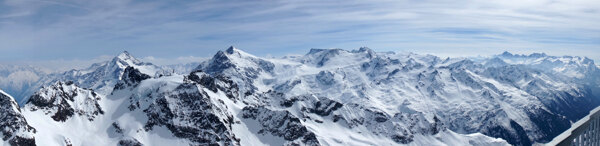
<box><xmin>1</xmin><ymin>46</ymin><xmax>597</xmax><ymax>73</ymax></box>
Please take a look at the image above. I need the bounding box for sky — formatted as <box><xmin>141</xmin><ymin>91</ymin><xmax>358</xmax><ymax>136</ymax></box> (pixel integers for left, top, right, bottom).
<box><xmin>0</xmin><ymin>0</ymin><xmax>599</xmax><ymax>71</ymax></box>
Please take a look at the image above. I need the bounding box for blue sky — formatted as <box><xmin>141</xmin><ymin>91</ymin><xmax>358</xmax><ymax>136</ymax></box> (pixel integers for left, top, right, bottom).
<box><xmin>0</xmin><ymin>0</ymin><xmax>599</xmax><ymax>70</ymax></box>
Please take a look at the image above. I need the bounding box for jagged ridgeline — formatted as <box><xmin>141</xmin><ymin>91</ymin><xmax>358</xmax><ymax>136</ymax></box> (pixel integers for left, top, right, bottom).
<box><xmin>0</xmin><ymin>46</ymin><xmax>598</xmax><ymax>146</ymax></box>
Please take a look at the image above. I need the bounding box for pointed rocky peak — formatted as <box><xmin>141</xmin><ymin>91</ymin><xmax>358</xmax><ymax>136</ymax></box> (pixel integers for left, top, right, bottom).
<box><xmin>202</xmin><ymin>47</ymin><xmax>240</xmax><ymax>73</ymax></box>
<box><xmin>225</xmin><ymin>46</ymin><xmax>237</xmax><ymax>54</ymax></box>
<box><xmin>219</xmin><ymin>46</ymin><xmax>255</xmax><ymax>58</ymax></box>
<box><xmin>117</xmin><ymin>51</ymin><xmax>133</xmax><ymax>60</ymax></box>
<box><xmin>211</xmin><ymin>46</ymin><xmax>257</xmax><ymax>61</ymax></box>
<box><xmin>200</xmin><ymin>46</ymin><xmax>272</xmax><ymax>74</ymax></box>
<box><xmin>112</xmin><ymin>51</ymin><xmax>143</xmax><ymax>66</ymax></box>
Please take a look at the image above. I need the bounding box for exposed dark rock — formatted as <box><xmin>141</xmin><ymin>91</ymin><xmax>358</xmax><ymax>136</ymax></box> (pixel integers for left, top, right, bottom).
<box><xmin>114</xmin><ymin>67</ymin><xmax>151</xmax><ymax>90</ymax></box>
<box><xmin>8</xmin><ymin>136</ymin><xmax>36</xmax><ymax>146</ymax></box>
<box><xmin>143</xmin><ymin>84</ymin><xmax>239</xmax><ymax>145</ymax></box>
<box><xmin>118</xmin><ymin>138</ymin><xmax>143</xmax><ymax>146</ymax></box>
<box><xmin>26</xmin><ymin>81</ymin><xmax>103</xmax><ymax>122</ymax></box>
<box><xmin>307</xmin><ymin>98</ymin><xmax>343</xmax><ymax>116</ymax></box>
<box><xmin>242</xmin><ymin>106</ymin><xmax>320</xmax><ymax>146</ymax></box>
<box><xmin>0</xmin><ymin>90</ymin><xmax>36</xmax><ymax>146</ymax></box>
<box><xmin>185</xmin><ymin>71</ymin><xmax>239</xmax><ymax>100</ymax></box>
<box><xmin>482</xmin><ymin>120</ymin><xmax>531</xmax><ymax>146</ymax></box>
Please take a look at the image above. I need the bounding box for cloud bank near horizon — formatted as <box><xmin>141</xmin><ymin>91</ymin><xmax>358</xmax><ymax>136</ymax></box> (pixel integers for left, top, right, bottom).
<box><xmin>0</xmin><ymin>0</ymin><xmax>598</xmax><ymax>63</ymax></box>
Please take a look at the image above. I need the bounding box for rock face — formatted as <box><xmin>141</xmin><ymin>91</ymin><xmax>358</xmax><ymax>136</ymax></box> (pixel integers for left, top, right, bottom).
<box><xmin>241</xmin><ymin>106</ymin><xmax>320</xmax><ymax>146</ymax></box>
<box><xmin>0</xmin><ymin>89</ymin><xmax>36</xmax><ymax>146</ymax></box>
<box><xmin>143</xmin><ymin>83</ymin><xmax>239</xmax><ymax>146</ymax></box>
<box><xmin>25</xmin><ymin>81</ymin><xmax>104</xmax><ymax>122</ymax></box>
<box><xmin>113</xmin><ymin>67</ymin><xmax>151</xmax><ymax>90</ymax></box>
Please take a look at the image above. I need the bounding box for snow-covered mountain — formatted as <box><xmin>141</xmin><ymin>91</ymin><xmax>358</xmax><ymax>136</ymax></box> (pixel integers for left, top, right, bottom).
<box><xmin>19</xmin><ymin>51</ymin><xmax>170</xmax><ymax>104</ymax></box>
<box><xmin>1</xmin><ymin>47</ymin><xmax>598</xmax><ymax>146</ymax></box>
<box><xmin>0</xmin><ymin>65</ymin><xmax>47</xmax><ymax>103</ymax></box>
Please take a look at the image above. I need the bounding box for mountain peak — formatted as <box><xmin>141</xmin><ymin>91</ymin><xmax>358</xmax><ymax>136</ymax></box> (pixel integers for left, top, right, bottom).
<box><xmin>116</xmin><ymin>51</ymin><xmax>136</xmax><ymax>61</ymax></box>
<box><xmin>225</xmin><ymin>46</ymin><xmax>237</xmax><ymax>54</ymax></box>
<box><xmin>358</xmin><ymin>47</ymin><xmax>371</xmax><ymax>52</ymax></box>
<box><xmin>528</xmin><ymin>53</ymin><xmax>547</xmax><ymax>58</ymax></box>
<box><xmin>355</xmin><ymin>47</ymin><xmax>376</xmax><ymax>58</ymax></box>
<box><xmin>111</xmin><ymin>51</ymin><xmax>145</xmax><ymax>68</ymax></box>
<box><xmin>221</xmin><ymin>46</ymin><xmax>255</xmax><ymax>58</ymax></box>
<box><xmin>500</xmin><ymin>51</ymin><xmax>513</xmax><ymax>57</ymax></box>
<box><xmin>306</xmin><ymin>48</ymin><xmax>345</xmax><ymax>55</ymax></box>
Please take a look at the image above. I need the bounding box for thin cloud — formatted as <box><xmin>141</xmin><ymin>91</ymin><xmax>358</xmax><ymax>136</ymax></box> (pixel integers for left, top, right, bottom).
<box><xmin>0</xmin><ymin>0</ymin><xmax>597</xmax><ymax>63</ymax></box>
<box><xmin>140</xmin><ymin>56</ymin><xmax>207</xmax><ymax>66</ymax></box>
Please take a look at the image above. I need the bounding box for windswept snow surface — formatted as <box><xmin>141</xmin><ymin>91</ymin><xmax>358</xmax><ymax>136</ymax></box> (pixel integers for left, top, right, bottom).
<box><xmin>1</xmin><ymin>47</ymin><xmax>599</xmax><ymax>146</ymax></box>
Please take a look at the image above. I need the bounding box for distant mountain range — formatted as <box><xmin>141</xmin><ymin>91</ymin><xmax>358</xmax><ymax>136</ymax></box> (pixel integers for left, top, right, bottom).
<box><xmin>1</xmin><ymin>47</ymin><xmax>598</xmax><ymax>146</ymax></box>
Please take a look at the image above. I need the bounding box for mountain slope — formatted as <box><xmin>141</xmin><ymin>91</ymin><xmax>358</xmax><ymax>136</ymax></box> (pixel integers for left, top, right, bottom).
<box><xmin>0</xmin><ymin>89</ymin><xmax>36</xmax><ymax>146</ymax></box>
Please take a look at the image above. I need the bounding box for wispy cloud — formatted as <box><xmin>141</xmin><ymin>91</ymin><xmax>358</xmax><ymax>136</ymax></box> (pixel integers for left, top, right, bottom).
<box><xmin>0</xmin><ymin>0</ymin><xmax>598</xmax><ymax>63</ymax></box>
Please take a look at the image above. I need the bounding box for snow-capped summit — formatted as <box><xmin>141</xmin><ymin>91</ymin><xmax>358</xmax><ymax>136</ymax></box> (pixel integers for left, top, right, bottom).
<box><xmin>195</xmin><ymin>46</ymin><xmax>275</xmax><ymax>97</ymax></box>
<box><xmin>109</xmin><ymin>51</ymin><xmax>166</xmax><ymax>78</ymax></box>
<box><xmin>115</xmin><ymin>51</ymin><xmax>134</xmax><ymax>61</ymax></box>
<box><xmin>198</xmin><ymin>46</ymin><xmax>268</xmax><ymax>73</ymax></box>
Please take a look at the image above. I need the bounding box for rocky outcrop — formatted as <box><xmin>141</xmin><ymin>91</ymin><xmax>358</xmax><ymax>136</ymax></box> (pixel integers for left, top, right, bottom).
<box><xmin>0</xmin><ymin>89</ymin><xmax>36</xmax><ymax>146</ymax></box>
<box><xmin>241</xmin><ymin>106</ymin><xmax>320</xmax><ymax>146</ymax></box>
<box><xmin>25</xmin><ymin>81</ymin><xmax>104</xmax><ymax>122</ymax></box>
<box><xmin>143</xmin><ymin>83</ymin><xmax>239</xmax><ymax>145</ymax></box>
